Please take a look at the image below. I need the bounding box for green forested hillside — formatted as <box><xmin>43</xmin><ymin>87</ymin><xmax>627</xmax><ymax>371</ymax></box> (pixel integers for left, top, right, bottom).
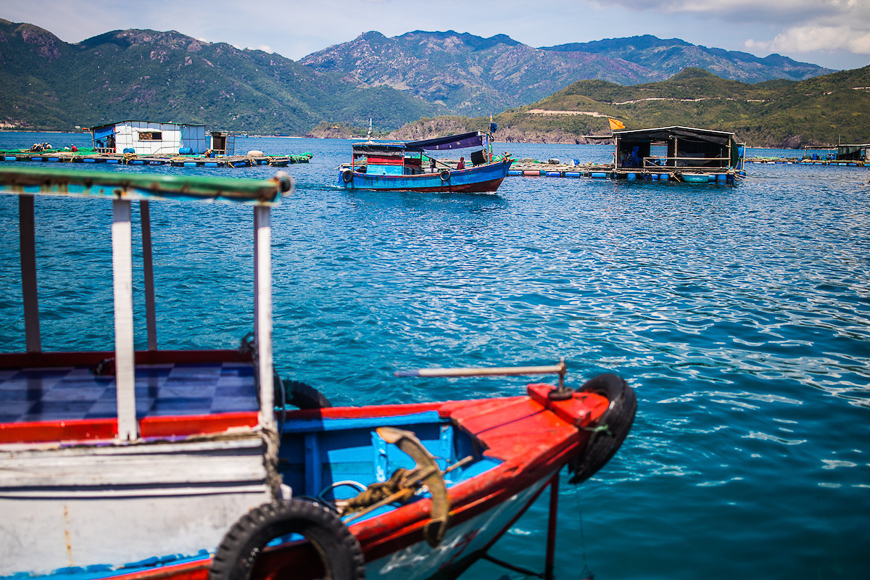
<box><xmin>0</xmin><ymin>21</ymin><xmax>446</xmax><ymax>133</ymax></box>
<box><xmin>384</xmin><ymin>68</ymin><xmax>870</xmax><ymax>147</ymax></box>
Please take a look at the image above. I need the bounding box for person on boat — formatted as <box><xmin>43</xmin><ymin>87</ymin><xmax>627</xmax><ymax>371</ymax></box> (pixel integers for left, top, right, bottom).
<box><xmin>429</xmin><ymin>157</ymin><xmax>437</xmax><ymax>172</ymax></box>
<box><xmin>457</xmin><ymin>156</ymin><xmax>465</xmax><ymax>170</ymax></box>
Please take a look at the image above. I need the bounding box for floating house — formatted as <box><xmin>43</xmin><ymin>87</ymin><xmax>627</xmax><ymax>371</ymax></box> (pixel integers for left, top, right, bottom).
<box><xmin>600</xmin><ymin>125</ymin><xmax>743</xmax><ymax>181</ymax></box>
<box><xmin>614</xmin><ymin>126</ymin><xmax>743</xmax><ymax>173</ymax></box>
<box><xmin>792</xmin><ymin>142</ymin><xmax>870</xmax><ymax>166</ymax></box>
<box><xmin>91</xmin><ymin>121</ymin><xmax>210</xmax><ymax>155</ymax></box>
<box><xmin>833</xmin><ymin>143</ymin><xmax>869</xmax><ymax>161</ymax></box>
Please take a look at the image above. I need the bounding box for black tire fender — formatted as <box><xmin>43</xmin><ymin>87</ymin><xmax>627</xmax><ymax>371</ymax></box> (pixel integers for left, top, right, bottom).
<box><xmin>342</xmin><ymin>169</ymin><xmax>354</xmax><ymax>183</ymax></box>
<box><xmin>286</xmin><ymin>380</ymin><xmax>332</xmax><ymax>409</ymax></box>
<box><xmin>568</xmin><ymin>373</ymin><xmax>637</xmax><ymax>484</ymax></box>
<box><xmin>208</xmin><ymin>500</ymin><xmax>366</xmax><ymax>580</ymax></box>
<box><xmin>439</xmin><ymin>169</ymin><xmax>450</xmax><ymax>181</ymax></box>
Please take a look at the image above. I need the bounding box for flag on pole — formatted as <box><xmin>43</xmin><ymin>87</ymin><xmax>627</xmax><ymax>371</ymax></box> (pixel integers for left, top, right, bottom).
<box><xmin>609</xmin><ymin>118</ymin><xmax>625</xmax><ymax>131</ymax></box>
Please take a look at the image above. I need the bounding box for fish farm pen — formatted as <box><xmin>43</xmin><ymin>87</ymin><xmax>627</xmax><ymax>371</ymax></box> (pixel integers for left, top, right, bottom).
<box><xmin>504</xmin><ymin>126</ymin><xmax>747</xmax><ymax>183</ymax></box>
<box><xmin>0</xmin><ymin>150</ymin><xmax>312</xmax><ymax>168</ymax></box>
<box><xmin>507</xmin><ymin>161</ymin><xmax>743</xmax><ymax>182</ymax></box>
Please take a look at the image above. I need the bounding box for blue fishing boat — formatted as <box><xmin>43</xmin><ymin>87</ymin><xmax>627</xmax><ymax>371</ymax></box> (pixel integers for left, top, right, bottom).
<box><xmin>337</xmin><ymin>131</ymin><xmax>513</xmax><ymax>193</ymax></box>
<box><xmin>0</xmin><ymin>166</ymin><xmax>635</xmax><ymax>580</ymax></box>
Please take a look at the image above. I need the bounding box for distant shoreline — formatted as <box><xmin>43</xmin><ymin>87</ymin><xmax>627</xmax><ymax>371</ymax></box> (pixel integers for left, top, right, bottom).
<box><xmin>0</xmin><ymin>128</ymin><xmax>835</xmax><ymax>150</ymax></box>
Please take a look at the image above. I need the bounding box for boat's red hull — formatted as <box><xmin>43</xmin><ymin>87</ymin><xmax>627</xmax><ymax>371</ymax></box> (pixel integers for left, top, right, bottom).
<box><xmin>244</xmin><ymin>384</ymin><xmax>609</xmax><ymax>579</ymax></box>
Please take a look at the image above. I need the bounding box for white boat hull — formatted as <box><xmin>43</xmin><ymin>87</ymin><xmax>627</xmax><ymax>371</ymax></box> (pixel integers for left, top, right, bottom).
<box><xmin>365</xmin><ymin>475</ymin><xmax>550</xmax><ymax>580</ymax></box>
<box><xmin>0</xmin><ymin>434</ymin><xmax>274</xmax><ymax>576</ymax></box>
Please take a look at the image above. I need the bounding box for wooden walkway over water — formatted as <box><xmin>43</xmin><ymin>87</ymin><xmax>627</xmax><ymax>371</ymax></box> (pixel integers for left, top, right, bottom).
<box><xmin>745</xmin><ymin>157</ymin><xmax>870</xmax><ymax>167</ymax></box>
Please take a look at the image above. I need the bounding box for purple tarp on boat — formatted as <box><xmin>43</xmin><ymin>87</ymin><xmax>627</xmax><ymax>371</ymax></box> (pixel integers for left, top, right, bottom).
<box><xmin>405</xmin><ymin>132</ymin><xmax>485</xmax><ymax>151</ymax></box>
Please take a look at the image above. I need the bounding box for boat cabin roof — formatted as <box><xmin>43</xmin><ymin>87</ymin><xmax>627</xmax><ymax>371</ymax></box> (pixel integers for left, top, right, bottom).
<box><xmin>0</xmin><ymin>166</ymin><xmax>289</xmax><ymax>206</ymax></box>
<box><xmin>91</xmin><ymin>120</ymin><xmax>207</xmax><ymax>131</ymax></box>
<box><xmin>352</xmin><ymin>131</ymin><xmax>486</xmax><ymax>156</ymax></box>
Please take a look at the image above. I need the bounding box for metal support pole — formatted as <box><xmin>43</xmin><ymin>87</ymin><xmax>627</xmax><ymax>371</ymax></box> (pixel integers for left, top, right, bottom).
<box><xmin>141</xmin><ymin>201</ymin><xmax>158</xmax><ymax>351</ymax></box>
<box><xmin>19</xmin><ymin>195</ymin><xmax>41</xmax><ymax>353</ymax></box>
<box><xmin>545</xmin><ymin>471</ymin><xmax>560</xmax><ymax>580</ymax></box>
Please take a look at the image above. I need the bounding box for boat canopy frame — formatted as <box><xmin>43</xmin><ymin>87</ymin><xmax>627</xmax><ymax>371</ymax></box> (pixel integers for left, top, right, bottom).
<box><xmin>350</xmin><ymin>131</ymin><xmax>492</xmax><ymax>174</ymax></box>
<box><xmin>0</xmin><ymin>166</ymin><xmax>292</xmax><ymax>440</ymax></box>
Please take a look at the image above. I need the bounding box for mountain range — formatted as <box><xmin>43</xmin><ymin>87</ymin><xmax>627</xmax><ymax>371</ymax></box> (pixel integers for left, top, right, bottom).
<box><xmin>0</xmin><ymin>21</ymin><xmax>446</xmax><ymax>134</ymax></box>
<box><xmin>301</xmin><ymin>31</ymin><xmax>832</xmax><ymax>116</ymax></box>
<box><xmin>0</xmin><ymin>20</ymin><xmax>851</xmax><ymax>146</ymax></box>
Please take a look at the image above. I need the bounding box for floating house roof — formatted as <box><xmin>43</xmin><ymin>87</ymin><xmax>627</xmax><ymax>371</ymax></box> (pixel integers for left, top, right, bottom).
<box><xmin>613</xmin><ymin>126</ymin><xmax>737</xmax><ymax>145</ymax></box>
<box><xmin>90</xmin><ymin>119</ymin><xmax>206</xmax><ymax>130</ymax></box>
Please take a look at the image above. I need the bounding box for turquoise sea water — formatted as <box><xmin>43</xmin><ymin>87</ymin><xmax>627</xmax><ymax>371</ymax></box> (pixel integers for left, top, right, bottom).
<box><xmin>1</xmin><ymin>132</ymin><xmax>869</xmax><ymax>579</ymax></box>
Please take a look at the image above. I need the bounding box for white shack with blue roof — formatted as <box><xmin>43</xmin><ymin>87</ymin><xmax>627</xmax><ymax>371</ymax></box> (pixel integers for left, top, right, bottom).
<box><xmin>91</xmin><ymin>120</ymin><xmax>208</xmax><ymax>155</ymax></box>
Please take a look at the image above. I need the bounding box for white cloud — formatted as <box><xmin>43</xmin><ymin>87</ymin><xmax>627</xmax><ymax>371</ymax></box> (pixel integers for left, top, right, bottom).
<box><xmin>749</xmin><ymin>25</ymin><xmax>870</xmax><ymax>55</ymax></box>
<box><xmin>591</xmin><ymin>0</ymin><xmax>870</xmax><ymax>64</ymax></box>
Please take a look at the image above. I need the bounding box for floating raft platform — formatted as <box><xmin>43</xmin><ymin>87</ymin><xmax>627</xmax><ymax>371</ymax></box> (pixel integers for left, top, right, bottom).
<box><xmin>0</xmin><ymin>151</ymin><xmax>312</xmax><ymax>168</ymax></box>
<box><xmin>508</xmin><ymin>162</ymin><xmax>743</xmax><ymax>182</ymax></box>
<box><xmin>745</xmin><ymin>157</ymin><xmax>869</xmax><ymax>167</ymax></box>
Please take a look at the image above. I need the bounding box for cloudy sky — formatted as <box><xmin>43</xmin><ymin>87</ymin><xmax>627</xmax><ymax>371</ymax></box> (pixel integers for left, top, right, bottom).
<box><xmin>3</xmin><ymin>0</ymin><xmax>870</xmax><ymax>71</ymax></box>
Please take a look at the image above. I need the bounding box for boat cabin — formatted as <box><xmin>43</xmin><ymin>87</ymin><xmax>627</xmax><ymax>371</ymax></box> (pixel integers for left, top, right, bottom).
<box><xmin>613</xmin><ymin>126</ymin><xmax>743</xmax><ymax>171</ymax></box>
<box><xmin>351</xmin><ymin>131</ymin><xmax>491</xmax><ymax>175</ymax></box>
<box><xmin>352</xmin><ymin>143</ymin><xmax>424</xmax><ymax>176</ymax></box>
<box><xmin>91</xmin><ymin>120</ymin><xmax>209</xmax><ymax>155</ymax></box>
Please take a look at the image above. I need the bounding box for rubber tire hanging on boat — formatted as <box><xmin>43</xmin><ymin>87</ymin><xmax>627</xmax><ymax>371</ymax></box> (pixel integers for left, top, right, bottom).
<box><xmin>568</xmin><ymin>373</ymin><xmax>637</xmax><ymax>484</ymax></box>
<box><xmin>342</xmin><ymin>169</ymin><xmax>354</xmax><ymax>183</ymax></box>
<box><xmin>286</xmin><ymin>379</ymin><xmax>332</xmax><ymax>409</ymax></box>
<box><xmin>439</xmin><ymin>169</ymin><xmax>450</xmax><ymax>181</ymax></box>
<box><xmin>208</xmin><ymin>499</ymin><xmax>366</xmax><ymax>580</ymax></box>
